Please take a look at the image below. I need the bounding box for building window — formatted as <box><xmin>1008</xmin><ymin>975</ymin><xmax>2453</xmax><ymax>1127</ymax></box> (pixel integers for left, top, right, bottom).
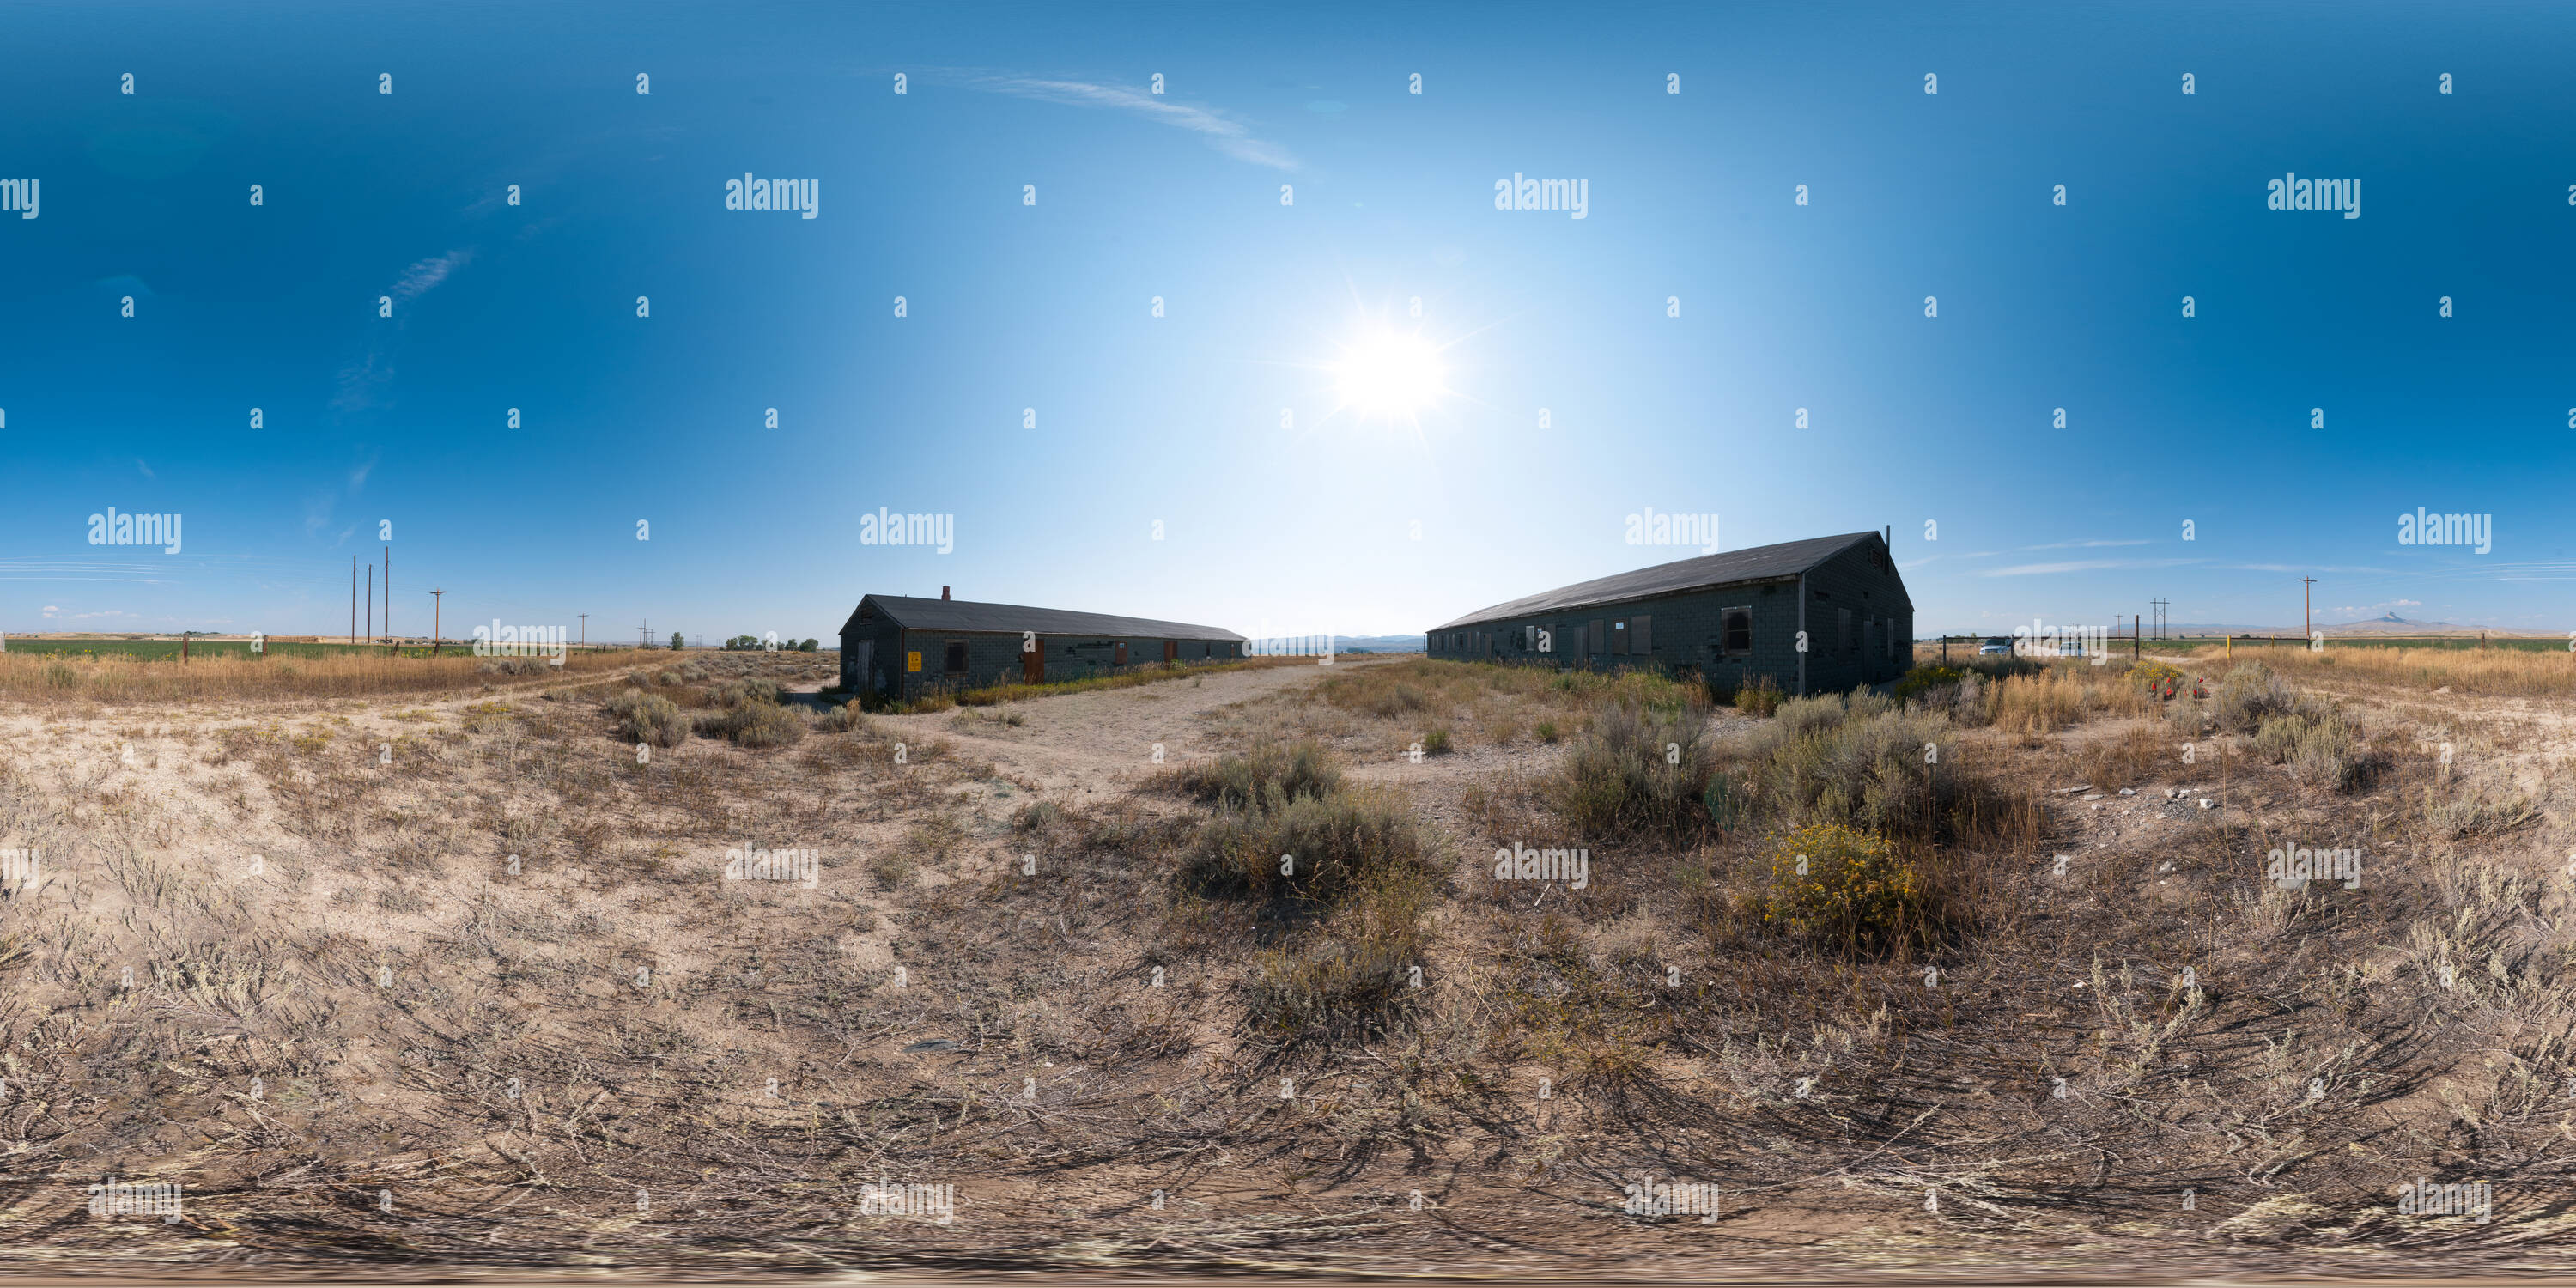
<box><xmin>944</xmin><ymin>641</ymin><xmax>969</xmax><ymax>674</ymax></box>
<box><xmin>1722</xmin><ymin>606</ymin><xmax>1753</xmax><ymax>656</ymax></box>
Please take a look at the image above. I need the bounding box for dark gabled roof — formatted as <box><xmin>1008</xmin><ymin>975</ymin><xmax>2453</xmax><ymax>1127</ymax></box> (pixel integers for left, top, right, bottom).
<box><xmin>1433</xmin><ymin>532</ymin><xmax>1892</xmax><ymax>630</ymax></box>
<box><xmin>843</xmin><ymin>594</ymin><xmax>1244</xmax><ymax>642</ymax></box>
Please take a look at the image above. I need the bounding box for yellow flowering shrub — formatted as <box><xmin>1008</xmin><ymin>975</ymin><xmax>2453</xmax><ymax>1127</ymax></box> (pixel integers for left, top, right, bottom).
<box><xmin>1759</xmin><ymin>823</ymin><xmax>1921</xmax><ymax>950</ymax></box>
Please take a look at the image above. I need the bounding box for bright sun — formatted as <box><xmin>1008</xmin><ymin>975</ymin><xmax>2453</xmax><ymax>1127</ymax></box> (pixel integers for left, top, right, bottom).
<box><xmin>1328</xmin><ymin>330</ymin><xmax>1448</xmax><ymax>419</ymax></box>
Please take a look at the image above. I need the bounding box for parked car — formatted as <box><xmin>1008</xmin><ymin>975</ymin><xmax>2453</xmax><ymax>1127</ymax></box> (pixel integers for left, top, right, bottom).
<box><xmin>1978</xmin><ymin>638</ymin><xmax>2010</xmax><ymax>655</ymax></box>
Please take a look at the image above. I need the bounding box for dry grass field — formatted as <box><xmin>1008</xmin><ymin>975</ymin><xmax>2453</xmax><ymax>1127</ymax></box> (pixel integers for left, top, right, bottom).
<box><xmin>3</xmin><ymin>645</ymin><xmax>2571</xmax><ymax>1279</ymax></box>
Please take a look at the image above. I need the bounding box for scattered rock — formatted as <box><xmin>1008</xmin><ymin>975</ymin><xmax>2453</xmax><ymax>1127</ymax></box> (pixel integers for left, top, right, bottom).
<box><xmin>2059</xmin><ymin>784</ymin><xmax>2093</xmax><ymax>794</ymax></box>
<box><xmin>2117</xmin><ymin>787</ymin><xmax>2136</xmax><ymax>796</ymax></box>
<box><xmin>2083</xmin><ymin>793</ymin><xmax>2105</xmax><ymax>802</ymax></box>
<box><xmin>2198</xmin><ymin>798</ymin><xmax>2216</xmax><ymax>810</ymax></box>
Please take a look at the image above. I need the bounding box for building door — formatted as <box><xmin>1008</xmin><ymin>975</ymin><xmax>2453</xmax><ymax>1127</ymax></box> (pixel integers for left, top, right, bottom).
<box><xmin>1023</xmin><ymin>640</ymin><xmax>1044</xmax><ymax>684</ymax></box>
<box><xmin>852</xmin><ymin>641</ymin><xmax>873</xmax><ymax>691</ymax></box>
<box><xmin>1163</xmin><ymin>640</ymin><xmax>1178</xmax><ymax>663</ymax></box>
<box><xmin>1114</xmin><ymin>641</ymin><xmax>1128</xmax><ymax>666</ymax></box>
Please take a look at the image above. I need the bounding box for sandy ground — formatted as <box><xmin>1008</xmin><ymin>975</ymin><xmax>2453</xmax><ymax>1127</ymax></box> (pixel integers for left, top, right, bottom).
<box><xmin>6</xmin><ymin>652</ymin><xmax>2574</xmax><ymax>1280</ymax></box>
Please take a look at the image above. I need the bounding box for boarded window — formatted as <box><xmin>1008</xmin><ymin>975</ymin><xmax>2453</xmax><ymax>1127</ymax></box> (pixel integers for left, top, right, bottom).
<box><xmin>944</xmin><ymin>641</ymin><xmax>969</xmax><ymax>674</ymax></box>
<box><xmin>1589</xmin><ymin>619</ymin><xmax>1605</xmax><ymax>654</ymax></box>
<box><xmin>1633</xmin><ymin>614</ymin><xmax>1652</xmax><ymax>655</ymax></box>
<box><xmin>1722</xmin><ymin>606</ymin><xmax>1753</xmax><ymax>656</ymax></box>
<box><xmin>1838</xmin><ymin>608</ymin><xmax>1852</xmax><ymax>653</ymax></box>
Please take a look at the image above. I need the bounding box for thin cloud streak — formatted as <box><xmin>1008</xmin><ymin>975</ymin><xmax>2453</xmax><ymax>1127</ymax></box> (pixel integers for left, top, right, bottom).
<box><xmin>948</xmin><ymin>72</ymin><xmax>1297</xmax><ymax>170</ymax></box>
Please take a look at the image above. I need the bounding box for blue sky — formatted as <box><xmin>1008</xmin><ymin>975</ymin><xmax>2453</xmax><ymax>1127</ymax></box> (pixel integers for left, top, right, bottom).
<box><xmin>4</xmin><ymin>0</ymin><xmax>2572</xmax><ymax>642</ymax></box>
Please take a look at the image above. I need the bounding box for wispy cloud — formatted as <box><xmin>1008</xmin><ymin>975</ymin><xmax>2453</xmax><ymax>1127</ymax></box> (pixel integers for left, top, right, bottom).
<box><xmin>1984</xmin><ymin>558</ymin><xmax>2200</xmax><ymax>577</ymax></box>
<box><xmin>337</xmin><ymin>250</ymin><xmax>477</xmax><ymax>413</ymax></box>
<box><xmin>945</xmin><ymin>72</ymin><xmax>1297</xmax><ymax>170</ymax></box>
<box><xmin>135</xmin><ymin>459</ymin><xmax>155</xmax><ymax>479</ymax></box>
<box><xmin>2025</xmin><ymin>538</ymin><xmax>2149</xmax><ymax>550</ymax></box>
<box><xmin>392</xmin><ymin>248</ymin><xmax>474</xmax><ymax>301</ymax></box>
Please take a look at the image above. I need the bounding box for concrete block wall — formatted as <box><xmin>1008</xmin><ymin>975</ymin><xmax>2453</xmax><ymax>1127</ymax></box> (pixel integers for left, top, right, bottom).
<box><xmin>1426</xmin><ymin>537</ymin><xmax>1914</xmax><ymax>696</ymax></box>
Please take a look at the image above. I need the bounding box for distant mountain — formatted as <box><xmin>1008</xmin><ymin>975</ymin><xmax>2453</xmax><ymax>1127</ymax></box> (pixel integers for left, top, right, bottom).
<box><xmin>2325</xmin><ymin>613</ymin><xmax>2459</xmax><ymax>634</ymax></box>
<box><xmin>1331</xmin><ymin>635</ymin><xmax>1425</xmax><ymax>653</ymax></box>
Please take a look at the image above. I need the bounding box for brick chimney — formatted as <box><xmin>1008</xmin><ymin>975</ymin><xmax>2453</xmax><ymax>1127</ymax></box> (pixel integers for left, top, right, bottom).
<box><xmin>941</xmin><ymin>586</ymin><xmax>951</xmax><ymax>601</ymax></box>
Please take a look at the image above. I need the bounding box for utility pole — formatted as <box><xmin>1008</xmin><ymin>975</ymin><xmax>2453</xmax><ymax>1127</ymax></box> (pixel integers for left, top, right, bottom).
<box><xmin>351</xmin><ymin>556</ymin><xmax>357</xmax><ymax>644</ymax></box>
<box><xmin>366</xmin><ymin>566</ymin><xmax>374</xmax><ymax>645</ymax></box>
<box><xmin>429</xmin><ymin>589</ymin><xmax>446</xmax><ymax>655</ymax></box>
<box><xmin>2300</xmin><ymin>577</ymin><xmax>2318</xmax><ymax>644</ymax></box>
<box><xmin>2150</xmin><ymin>597</ymin><xmax>2168</xmax><ymax>641</ymax></box>
<box><xmin>385</xmin><ymin>545</ymin><xmax>392</xmax><ymax>651</ymax></box>
<box><xmin>579</xmin><ymin>613</ymin><xmax>587</xmax><ymax>648</ymax></box>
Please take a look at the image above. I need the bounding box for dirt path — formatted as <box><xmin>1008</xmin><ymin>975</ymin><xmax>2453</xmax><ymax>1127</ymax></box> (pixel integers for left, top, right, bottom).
<box><xmin>867</xmin><ymin>657</ymin><xmax>1406</xmax><ymax>802</ymax></box>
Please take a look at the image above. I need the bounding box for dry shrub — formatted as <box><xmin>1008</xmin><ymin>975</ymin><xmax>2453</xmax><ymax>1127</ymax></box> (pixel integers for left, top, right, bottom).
<box><xmin>695</xmin><ymin>699</ymin><xmax>806</xmax><ymax>748</ymax></box>
<box><xmin>1987</xmin><ymin>669</ymin><xmax>2087</xmax><ymax>735</ymax></box>
<box><xmin>1182</xmin><ymin>783</ymin><xmax>1438</xmax><ymax>908</ymax></box>
<box><xmin>1158</xmin><ymin>739</ymin><xmax>1339</xmax><ymax>810</ymax></box>
<box><xmin>2213</xmin><ymin>663</ymin><xmax>2296</xmax><ymax>733</ymax></box>
<box><xmin>605</xmin><ymin>689</ymin><xmax>687</xmax><ymax>747</ymax></box>
<box><xmin>813</xmin><ymin>702</ymin><xmax>871</xmax><ymax>734</ymax></box>
<box><xmin>1893</xmin><ymin>665</ymin><xmax>1965</xmax><ymax>704</ymax></box>
<box><xmin>1752</xmin><ymin>697</ymin><xmax>2035</xmax><ymax>848</ymax></box>
<box><xmin>1758</xmin><ymin>823</ymin><xmax>1926</xmax><ymax>955</ymax></box>
<box><xmin>2253</xmin><ymin>708</ymin><xmax>2375</xmax><ymax>791</ymax></box>
<box><xmin>1730</xmin><ymin>672</ymin><xmax>1783</xmax><ymax>717</ymax></box>
<box><xmin>1243</xmin><ymin>869</ymin><xmax>1429</xmax><ymax>1042</ymax></box>
<box><xmin>2075</xmin><ymin>722</ymin><xmax>2168</xmax><ymax>789</ymax></box>
<box><xmin>1545</xmin><ymin>699</ymin><xmax>1718</xmax><ymax>841</ymax></box>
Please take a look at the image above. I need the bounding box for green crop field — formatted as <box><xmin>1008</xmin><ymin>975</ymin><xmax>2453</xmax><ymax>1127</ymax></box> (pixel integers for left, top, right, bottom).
<box><xmin>2162</xmin><ymin>635</ymin><xmax>2567</xmax><ymax>654</ymax></box>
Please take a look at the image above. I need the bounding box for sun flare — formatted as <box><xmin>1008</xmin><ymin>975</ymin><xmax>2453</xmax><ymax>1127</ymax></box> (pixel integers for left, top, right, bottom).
<box><xmin>1327</xmin><ymin>329</ymin><xmax>1449</xmax><ymax>419</ymax></box>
